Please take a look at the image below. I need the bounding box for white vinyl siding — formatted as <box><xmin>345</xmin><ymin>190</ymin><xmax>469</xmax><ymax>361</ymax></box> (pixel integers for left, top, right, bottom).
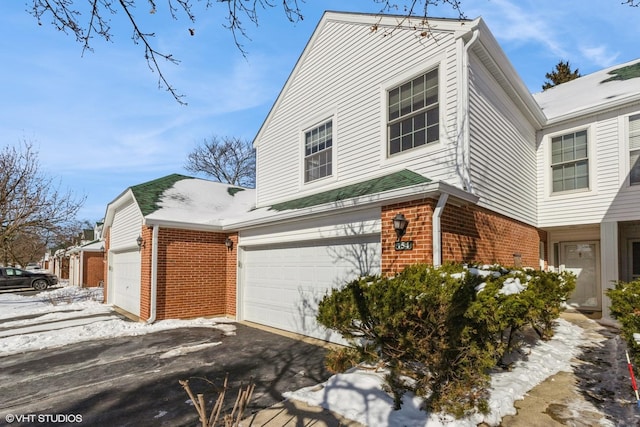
<box><xmin>551</xmin><ymin>130</ymin><xmax>589</xmax><ymax>193</ymax></box>
<box><xmin>110</xmin><ymin>199</ymin><xmax>143</xmax><ymax>250</ymax></box>
<box><xmin>537</xmin><ymin>111</ymin><xmax>640</xmax><ymax>227</ymax></box>
<box><xmin>254</xmin><ymin>18</ymin><xmax>461</xmax><ymax>207</ymax></box>
<box><xmin>304</xmin><ymin>120</ymin><xmax>333</xmax><ymax>182</ymax></box>
<box><xmin>467</xmin><ymin>53</ymin><xmax>537</xmax><ymax>225</ymax></box>
<box><xmin>630</xmin><ymin>114</ymin><xmax>640</xmax><ymax>185</ymax></box>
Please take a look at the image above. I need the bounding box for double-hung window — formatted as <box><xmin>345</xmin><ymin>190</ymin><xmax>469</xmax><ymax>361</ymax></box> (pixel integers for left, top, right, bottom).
<box><xmin>551</xmin><ymin>130</ymin><xmax>589</xmax><ymax>193</ymax></box>
<box><xmin>387</xmin><ymin>68</ymin><xmax>439</xmax><ymax>156</ymax></box>
<box><xmin>304</xmin><ymin>120</ymin><xmax>333</xmax><ymax>183</ymax></box>
<box><xmin>629</xmin><ymin>114</ymin><xmax>640</xmax><ymax>185</ymax></box>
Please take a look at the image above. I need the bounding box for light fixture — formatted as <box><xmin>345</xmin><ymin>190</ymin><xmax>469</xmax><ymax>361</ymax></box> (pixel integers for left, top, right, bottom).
<box><xmin>392</xmin><ymin>213</ymin><xmax>409</xmax><ymax>242</ymax></box>
<box><xmin>224</xmin><ymin>237</ymin><xmax>233</xmax><ymax>250</ymax></box>
<box><xmin>136</xmin><ymin>235</ymin><xmax>144</xmax><ymax>250</ymax></box>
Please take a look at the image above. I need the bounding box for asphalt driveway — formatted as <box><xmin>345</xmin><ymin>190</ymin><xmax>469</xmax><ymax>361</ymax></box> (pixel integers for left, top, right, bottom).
<box><xmin>0</xmin><ymin>320</ymin><xmax>332</xmax><ymax>426</ymax></box>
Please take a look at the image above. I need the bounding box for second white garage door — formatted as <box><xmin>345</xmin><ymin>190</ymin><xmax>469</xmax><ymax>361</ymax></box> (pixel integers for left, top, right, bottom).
<box><xmin>111</xmin><ymin>250</ymin><xmax>142</xmax><ymax>317</ymax></box>
<box><xmin>240</xmin><ymin>235</ymin><xmax>380</xmax><ymax>342</ymax></box>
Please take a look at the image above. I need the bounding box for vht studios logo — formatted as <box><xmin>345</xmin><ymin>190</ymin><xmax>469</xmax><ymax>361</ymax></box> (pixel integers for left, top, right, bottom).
<box><xmin>5</xmin><ymin>413</ymin><xmax>83</xmax><ymax>424</ymax></box>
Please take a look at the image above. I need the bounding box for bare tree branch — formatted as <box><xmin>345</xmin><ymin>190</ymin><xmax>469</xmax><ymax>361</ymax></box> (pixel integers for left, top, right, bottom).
<box><xmin>0</xmin><ymin>141</ymin><xmax>86</xmax><ymax>266</ymax></box>
<box><xmin>184</xmin><ymin>136</ymin><xmax>255</xmax><ymax>187</ymax></box>
<box><xmin>27</xmin><ymin>1</ymin><xmax>469</xmax><ymax>104</ymax></box>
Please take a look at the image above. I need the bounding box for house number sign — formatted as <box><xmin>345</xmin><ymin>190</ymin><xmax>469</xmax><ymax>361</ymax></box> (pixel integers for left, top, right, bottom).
<box><xmin>394</xmin><ymin>241</ymin><xmax>414</xmax><ymax>251</ymax></box>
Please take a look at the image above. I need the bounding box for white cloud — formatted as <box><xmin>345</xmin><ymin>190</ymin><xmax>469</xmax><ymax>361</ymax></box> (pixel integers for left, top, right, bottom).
<box><xmin>579</xmin><ymin>45</ymin><xmax>620</xmax><ymax>68</ymax></box>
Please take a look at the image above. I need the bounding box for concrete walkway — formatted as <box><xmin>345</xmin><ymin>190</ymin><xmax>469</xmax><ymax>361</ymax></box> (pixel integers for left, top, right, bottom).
<box><xmin>243</xmin><ymin>312</ymin><xmax>640</xmax><ymax>426</ymax></box>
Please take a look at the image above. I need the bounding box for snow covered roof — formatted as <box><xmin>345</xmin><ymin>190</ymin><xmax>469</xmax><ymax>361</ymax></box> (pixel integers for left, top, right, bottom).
<box><xmin>140</xmin><ymin>175</ymin><xmax>256</xmax><ymax>229</ymax></box>
<box><xmin>533</xmin><ymin>58</ymin><xmax>640</xmax><ymax>123</ymax></box>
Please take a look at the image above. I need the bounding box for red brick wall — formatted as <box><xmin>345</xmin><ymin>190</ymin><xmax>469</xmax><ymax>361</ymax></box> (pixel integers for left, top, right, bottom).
<box><xmin>382</xmin><ymin>199</ymin><xmax>545</xmax><ymax>275</ymax></box>
<box><xmin>82</xmin><ymin>252</ymin><xmax>105</xmax><ymax>287</ymax></box>
<box><xmin>139</xmin><ymin>226</ymin><xmax>153</xmax><ymax>320</ymax></box>
<box><xmin>382</xmin><ymin>199</ymin><xmax>436</xmax><ymax>275</ymax></box>
<box><xmin>139</xmin><ymin>227</ymin><xmax>235</xmax><ymax>321</ymax></box>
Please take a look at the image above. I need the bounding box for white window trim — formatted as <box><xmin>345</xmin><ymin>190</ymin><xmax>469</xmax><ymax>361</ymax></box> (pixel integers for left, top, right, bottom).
<box><xmin>545</xmin><ymin>124</ymin><xmax>595</xmax><ymax>199</ymax></box>
<box><xmin>379</xmin><ymin>56</ymin><xmax>445</xmax><ymax>168</ymax></box>
<box><xmin>627</xmin><ymin>113</ymin><xmax>640</xmax><ymax>188</ymax></box>
<box><xmin>299</xmin><ymin>111</ymin><xmax>338</xmax><ymax>189</ymax></box>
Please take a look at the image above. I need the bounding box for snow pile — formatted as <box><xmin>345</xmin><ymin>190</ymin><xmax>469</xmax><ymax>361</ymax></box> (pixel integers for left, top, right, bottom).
<box><xmin>286</xmin><ymin>319</ymin><xmax>585</xmax><ymax>426</ymax></box>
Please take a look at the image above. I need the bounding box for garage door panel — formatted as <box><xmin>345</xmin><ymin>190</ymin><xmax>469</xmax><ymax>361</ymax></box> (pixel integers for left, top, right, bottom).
<box><xmin>111</xmin><ymin>251</ymin><xmax>141</xmax><ymax>317</ymax></box>
<box><xmin>242</xmin><ymin>236</ymin><xmax>380</xmax><ymax>343</ymax></box>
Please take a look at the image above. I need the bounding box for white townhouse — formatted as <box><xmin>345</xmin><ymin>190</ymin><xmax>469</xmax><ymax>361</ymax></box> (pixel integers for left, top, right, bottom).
<box><xmin>534</xmin><ymin>60</ymin><xmax>640</xmax><ymax>318</ymax></box>
<box><xmin>103</xmin><ymin>10</ymin><xmax>639</xmax><ymax>341</ymax></box>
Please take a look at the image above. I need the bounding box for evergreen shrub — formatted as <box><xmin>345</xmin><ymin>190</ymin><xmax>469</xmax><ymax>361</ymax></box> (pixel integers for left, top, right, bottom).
<box><xmin>607</xmin><ymin>279</ymin><xmax>640</xmax><ymax>366</ymax></box>
<box><xmin>316</xmin><ymin>263</ymin><xmax>575</xmax><ymax>418</ymax></box>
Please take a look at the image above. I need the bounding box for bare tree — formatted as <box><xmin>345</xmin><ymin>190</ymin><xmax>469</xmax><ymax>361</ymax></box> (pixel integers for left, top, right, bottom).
<box><xmin>185</xmin><ymin>136</ymin><xmax>255</xmax><ymax>187</ymax></box>
<box><xmin>0</xmin><ymin>142</ymin><xmax>86</xmax><ymax>266</ymax></box>
<box><xmin>27</xmin><ymin>1</ymin><xmax>466</xmax><ymax>104</ymax></box>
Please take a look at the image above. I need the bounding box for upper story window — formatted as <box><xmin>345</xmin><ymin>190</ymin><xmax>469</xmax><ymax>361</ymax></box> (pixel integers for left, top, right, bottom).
<box><xmin>388</xmin><ymin>68</ymin><xmax>439</xmax><ymax>156</ymax></box>
<box><xmin>551</xmin><ymin>130</ymin><xmax>589</xmax><ymax>193</ymax></box>
<box><xmin>304</xmin><ymin>120</ymin><xmax>333</xmax><ymax>183</ymax></box>
<box><xmin>629</xmin><ymin>114</ymin><xmax>640</xmax><ymax>185</ymax></box>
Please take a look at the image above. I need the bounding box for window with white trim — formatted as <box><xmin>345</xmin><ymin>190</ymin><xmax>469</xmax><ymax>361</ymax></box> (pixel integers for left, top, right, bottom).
<box><xmin>387</xmin><ymin>68</ymin><xmax>439</xmax><ymax>156</ymax></box>
<box><xmin>551</xmin><ymin>130</ymin><xmax>589</xmax><ymax>193</ymax></box>
<box><xmin>304</xmin><ymin>120</ymin><xmax>333</xmax><ymax>183</ymax></box>
<box><xmin>629</xmin><ymin>114</ymin><xmax>640</xmax><ymax>185</ymax></box>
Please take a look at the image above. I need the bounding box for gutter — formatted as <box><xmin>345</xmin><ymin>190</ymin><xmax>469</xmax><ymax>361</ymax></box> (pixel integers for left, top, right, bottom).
<box><xmin>146</xmin><ymin>224</ymin><xmax>159</xmax><ymax>324</ymax></box>
<box><xmin>459</xmin><ymin>27</ymin><xmax>479</xmax><ymax>192</ymax></box>
<box><xmin>432</xmin><ymin>194</ymin><xmax>449</xmax><ymax>267</ymax></box>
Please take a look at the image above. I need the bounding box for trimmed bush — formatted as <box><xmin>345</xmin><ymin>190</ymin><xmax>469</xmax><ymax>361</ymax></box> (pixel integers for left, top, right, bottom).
<box><xmin>317</xmin><ymin>263</ymin><xmax>574</xmax><ymax>418</ymax></box>
<box><xmin>607</xmin><ymin>279</ymin><xmax>640</xmax><ymax>366</ymax></box>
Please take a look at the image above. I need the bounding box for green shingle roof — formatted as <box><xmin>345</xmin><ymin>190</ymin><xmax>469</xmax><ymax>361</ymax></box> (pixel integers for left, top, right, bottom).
<box><xmin>602</xmin><ymin>62</ymin><xmax>640</xmax><ymax>83</ymax></box>
<box><xmin>131</xmin><ymin>174</ymin><xmax>194</xmax><ymax>216</ymax></box>
<box><xmin>269</xmin><ymin>169</ymin><xmax>431</xmax><ymax>211</ymax></box>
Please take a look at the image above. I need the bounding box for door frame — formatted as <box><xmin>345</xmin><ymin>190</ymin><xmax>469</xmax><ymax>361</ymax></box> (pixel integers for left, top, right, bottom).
<box><xmin>559</xmin><ymin>240</ymin><xmax>601</xmax><ymax>311</ymax></box>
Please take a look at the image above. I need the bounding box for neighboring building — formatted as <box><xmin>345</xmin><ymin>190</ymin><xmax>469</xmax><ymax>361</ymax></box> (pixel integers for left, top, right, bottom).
<box><xmin>102</xmin><ymin>11</ymin><xmax>640</xmax><ymax>342</ymax></box>
<box><xmin>102</xmin><ymin>174</ymin><xmax>253</xmax><ymax>321</ymax></box>
<box><xmin>533</xmin><ymin>59</ymin><xmax>640</xmax><ymax>316</ymax></box>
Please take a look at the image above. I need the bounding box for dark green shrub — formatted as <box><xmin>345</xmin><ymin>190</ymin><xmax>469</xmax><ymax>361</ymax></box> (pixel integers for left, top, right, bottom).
<box><xmin>607</xmin><ymin>279</ymin><xmax>640</xmax><ymax>366</ymax></box>
<box><xmin>317</xmin><ymin>263</ymin><xmax>574</xmax><ymax>418</ymax></box>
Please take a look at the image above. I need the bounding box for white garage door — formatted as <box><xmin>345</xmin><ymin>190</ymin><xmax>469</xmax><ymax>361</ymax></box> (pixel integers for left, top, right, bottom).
<box><xmin>241</xmin><ymin>235</ymin><xmax>380</xmax><ymax>342</ymax></box>
<box><xmin>111</xmin><ymin>251</ymin><xmax>142</xmax><ymax>317</ymax></box>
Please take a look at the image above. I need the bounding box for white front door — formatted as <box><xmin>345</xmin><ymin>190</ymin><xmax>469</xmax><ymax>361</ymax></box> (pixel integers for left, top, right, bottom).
<box><xmin>561</xmin><ymin>241</ymin><xmax>601</xmax><ymax>310</ymax></box>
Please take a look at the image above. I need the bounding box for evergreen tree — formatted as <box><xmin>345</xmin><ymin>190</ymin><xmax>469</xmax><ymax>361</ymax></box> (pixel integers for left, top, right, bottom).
<box><xmin>542</xmin><ymin>60</ymin><xmax>582</xmax><ymax>90</ymax></box>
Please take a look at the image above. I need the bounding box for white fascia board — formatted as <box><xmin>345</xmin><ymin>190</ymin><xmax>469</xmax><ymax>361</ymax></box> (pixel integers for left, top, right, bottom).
<box><xmin>544</xmin><ymin>94</ymin><xmax>640</xmax><ymax>127</ymax></box>
<box><xmin>226</xmin><ymin>181</ymin><xmax>479</xmax><ymax>231</ymax></box>
<box><xmin>143</xmin><ymin>217</ymin><xmax>224</xmax><ymax>233</ymax></box>
<box><xmin>473</xmin><ymin>19</ymin><xmax>546</xmax><ymax>128</ymax></box>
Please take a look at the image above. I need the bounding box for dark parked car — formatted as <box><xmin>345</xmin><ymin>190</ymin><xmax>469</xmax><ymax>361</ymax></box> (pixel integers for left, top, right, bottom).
<box><xmin>0</xmin><ymin>267</ymin><xmax>58</xmax><ymax>291</ymax></box>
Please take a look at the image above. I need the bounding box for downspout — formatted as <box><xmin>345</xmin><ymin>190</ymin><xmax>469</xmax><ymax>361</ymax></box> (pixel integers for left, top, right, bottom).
<box><xmin>460</xmin><ymin>28</ymin><xmax>479</xmax><ymax>192</ymax></box>
<box><xmin>146</xmin><ymin>225</ymin><xmax>159</xmax><ymax>324</ymax></box>
<box><xmin>432</xmin><ymin>193</ymin><xmax>449</xmax><ymax>267</ymax></box>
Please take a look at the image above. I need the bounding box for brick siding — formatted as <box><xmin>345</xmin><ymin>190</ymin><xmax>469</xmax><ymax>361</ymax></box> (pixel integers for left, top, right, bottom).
<box><xmin>139</xmin><ymin>227</ymin><xmax>236</xmax><ymax>321</ymax></box>
<box><xmin>382</xmin><ymin>199</ymin><xmax>546</xmax><ymax>275</ymax></box>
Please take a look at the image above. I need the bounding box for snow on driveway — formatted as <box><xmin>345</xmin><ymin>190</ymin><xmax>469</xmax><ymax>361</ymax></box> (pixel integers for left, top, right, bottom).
<box><xmin>0</xmin><ymin>284</ymin><xmax>235</xmax><ymax>357</ymax></box>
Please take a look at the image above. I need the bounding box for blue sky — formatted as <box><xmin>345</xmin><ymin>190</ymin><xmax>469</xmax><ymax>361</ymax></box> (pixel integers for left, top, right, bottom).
<box><xmin>1</xmin><ymin>0</ymin><xmax>638</xmax><ymax>222</ymax></box>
